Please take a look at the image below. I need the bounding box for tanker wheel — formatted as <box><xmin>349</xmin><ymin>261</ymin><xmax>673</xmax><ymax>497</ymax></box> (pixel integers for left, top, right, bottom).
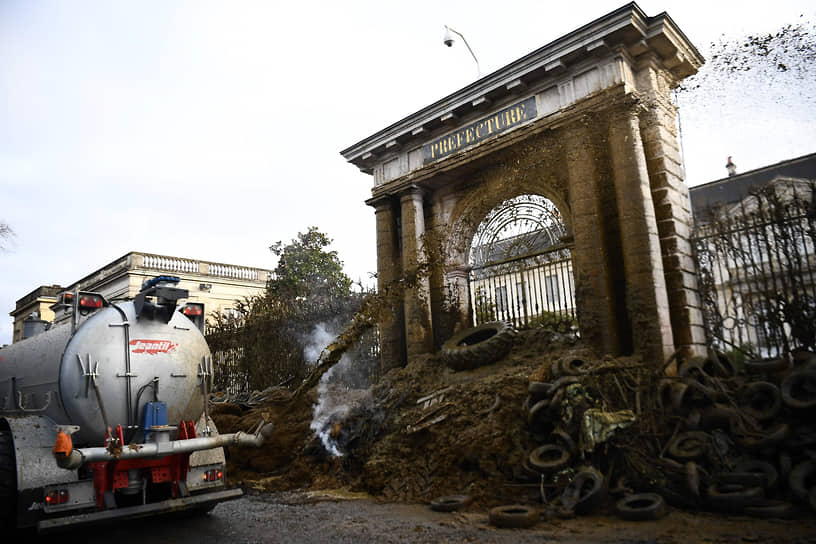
<box><xmin>0</xmin><ymin>430</ymin><xmax>17</xmax><ymax>530</ymax></box>
<box><xmin>440</xmin><ymin>321</ymin><xmax>517</xmax><ymax>371</ymax></box>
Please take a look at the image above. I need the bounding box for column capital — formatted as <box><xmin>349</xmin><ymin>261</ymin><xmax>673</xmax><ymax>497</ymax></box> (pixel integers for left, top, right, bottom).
<box><xmin>366</xmin><ymin>194</ymin><xmax>395</xmax><ymax>211</ymax></box>
<box><xmin>445</xmin><ymin>263</ymin><xmax>472</xmax><ymax>279</ymax></box>
<box><xmin>399</xmin><ymin>184</ymin><xmax>425</xmax><ymax>203</ymax></box>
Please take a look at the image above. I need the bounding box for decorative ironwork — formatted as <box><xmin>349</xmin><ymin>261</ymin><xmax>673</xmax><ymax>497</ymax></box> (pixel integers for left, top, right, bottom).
<box><xmin>692</xmin><ymin>180</ymin><xmax>816</xmax><ymax>359</ymax></box>
<box><xmin>468</xmin><ymin>195</ymin><xmax>576</xmax><ymax>332</ymax></box>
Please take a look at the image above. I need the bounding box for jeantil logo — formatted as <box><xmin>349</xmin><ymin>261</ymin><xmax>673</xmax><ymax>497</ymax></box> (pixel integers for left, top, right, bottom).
<box><xmin>129</xmin><ymin>339</ymin><xmax>178</xmax><ymax>355</ymax></box>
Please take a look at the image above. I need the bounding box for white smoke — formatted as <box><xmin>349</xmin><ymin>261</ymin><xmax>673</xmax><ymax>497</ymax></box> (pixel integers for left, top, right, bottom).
<box><xmin>310</xmin><ymin>358</ymin><xmax>349</xmax><ymax>457</ymax></box>
<box><xmin>305</xmin><ymin>323</ymin><xmax>370</xmax><ymax>457</ymax></box>
<box><xmin>302</xmin><ymin>322</ymin><xmax>336</xmax><ymax>365</ymax></box>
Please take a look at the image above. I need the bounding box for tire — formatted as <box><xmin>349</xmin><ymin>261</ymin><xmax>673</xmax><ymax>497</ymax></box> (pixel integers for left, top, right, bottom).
<box><xmin>0</xmin><ymin>431</ymin><xmax>17</xmax><ymax>530</ymax></box>
<box><xmin>733</xmin><ymin>459</ymin><xmax>778</xmax><ymax>490</ymax></box>
<box><xmin>781</xmin><ymin>369</ymin><xmax>816</xmax><ymax>409</ymax></box>
<box><xmin>549</xmin><ymin>376</ymin><xmax>581</xmax><ymax>395</ymax></box>
<box><xmin>440</xmin><ymin>321</ymin><xmax>517</xmax><ymax>371</ymax></box>
<box><xmin>744</xmin><ymin>357</ymin><xmax>791</xmax><ymax>374</ymax></box>
<box><xmin>561</xmin><ymin>358</ymin><xmax>590</xmax><ymax>376</ymax></box>
<box><xmin>705</xmin><ymin>483</ymin><xmax>765</xmax><ymax>511</ymax></box>
<box><xmin>717</xmin><ymin>472</ymin><xmax>768</xmax><ymax>489</ymax></box>
<box><xmin>615</xmin><ymin>493</ymin><xmax>668</xmax><ymax>521</ymax></box>
<box><xmin>685</xmin><ymin>461</ymin><xmax>701</xmax><ymax>497</ymax></box>
<box><xmin>528</xmin><ymin>444</ymin><xmax>570</xmax><ymax>472</ymax></box>
<box><xmin>657</xmin><ymin>380</ymin><xmax>674</xmax><ymax>411</ymax></box>
<box><xmin>488</xmin><ymin>505</ymin><xmax>538</xmax><ymax>529</ymax></box>
<box><xmin>699</xmin><ymin>404</ymin><xmax>736</xmax><ymax>430</ymax></box>
<box><xmin>734</xmin><ymin>423</ymin><xmax>789</xmax><ymax>451</ymax></box>
<box><xmin>667</xmin><ymin>431</ymin><xmax>710</xmax><ymax>461</ymax></box>
<box><xmin>738</xmin><ymin>382</ymin><xmax>782</xmax><ymax>422</ymax></box>
<box><xmin>784</xmin><ymin>424</ymin><xmax>816</xmax><ymax>448</ymax></box>
<box><xmin>792</xmin><ymin>349</ymin><xmax>816</xmax><ymax>368</ymax></box>
<box><xmin>712</xmin><ymin>350</ymin><xmax>738</xmax><ymax>377</ymax></box>
<box><xmin>429</xmin><ymin>495</ymin><xmax>472</xmax><ymax>512</ymax></box>
<box><xmin>562</xmin><ymin>467</ymin><xmax>604</xmax><ymax>514</ymax></box>
<box><xmin>788</xmin><ymin>460</ymin><xmax>816</xmax><ymax>501</ymax></box>
<box><xmin>682</xmin><ymin>355</ymin><xmax>728</xmax><ymax>379</ymax></box>
<box><xmin>654</xmin><ymin>485</ymin><xmax>698</xmax><ymax>510</ymax></box>
<box><xmin>551</xmin><ymin>429</ymin><xmax>577</xmax><ymax>455</ymax></box>
<box><xmin>528</xmin><ymin>381</ymin><xmax>551</xmax><ymax>401</ymax></box>
<box><xmin>527</xmin><ymin>399</ymin><xmax>550</xmax><ymax>424</ymax></box>
<box><xmin>744</xmin><ymin>500</ymin><xmax>795</xmax><ymax>519</ymax></box>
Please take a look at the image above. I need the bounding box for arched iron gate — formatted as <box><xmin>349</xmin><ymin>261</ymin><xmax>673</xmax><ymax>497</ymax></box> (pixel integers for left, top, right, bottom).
<box><xmin>468</xmin><ymin>195</ymin><xmax>578</xmax><ymax>332</ymax></box>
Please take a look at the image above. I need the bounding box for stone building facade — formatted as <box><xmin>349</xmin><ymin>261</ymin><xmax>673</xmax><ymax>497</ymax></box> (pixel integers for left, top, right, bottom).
<box><xmin>8</xmin><ymin>285</ymin><xmax>62</xmax><ymax>343</ymax></box>
<box><xmin>9</xmin><ymin>251</ymin><xmax>271</xmax><ymax>343</ymax></box>
<box><xmin>342</xmin><ymin>3</ymin><xmax>707</xmax><ymax>369</ymax></box>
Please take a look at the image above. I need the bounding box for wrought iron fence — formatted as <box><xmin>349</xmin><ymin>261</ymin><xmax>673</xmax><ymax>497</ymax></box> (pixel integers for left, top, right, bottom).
<box><xmin>469</xmin><ymin>244</ymin><xmax>577</xmax><ymax>333</ymax></box>
<box><xmin>692</xmin><ymin>181</ymin><xmax>816</xmax><ymax>359</ymax></box>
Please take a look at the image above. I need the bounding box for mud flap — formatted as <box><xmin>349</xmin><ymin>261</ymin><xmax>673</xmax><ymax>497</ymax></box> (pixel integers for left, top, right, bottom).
<box><xmin>36</xmin><ymin>487</ymin><xmax>242</xmax><ymax>534</ymax></box>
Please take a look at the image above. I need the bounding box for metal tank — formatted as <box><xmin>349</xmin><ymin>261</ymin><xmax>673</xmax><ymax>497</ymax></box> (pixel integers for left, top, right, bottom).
<box><xmin>0</xmin><ymin>278</ymin><xmax>211</xmax><ymax>447</ymax></box>
<box><xmin>0</xmin><ymin>277</ymin><xmax>275</xmax><ymax>532</ymax></box>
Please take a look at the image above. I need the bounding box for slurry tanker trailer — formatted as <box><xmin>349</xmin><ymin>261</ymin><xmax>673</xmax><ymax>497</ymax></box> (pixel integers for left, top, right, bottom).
<box><xmin>0</xmin><ymin>276</ymin><xmax>272</xmax><ymax>532</ymax></box>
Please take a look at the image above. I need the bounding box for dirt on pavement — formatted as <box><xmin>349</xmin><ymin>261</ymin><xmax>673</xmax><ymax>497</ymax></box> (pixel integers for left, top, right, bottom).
<box><xmin>211</xmin><ymin>326</ymin><xmax>816</xmax><ymax>534</ymax></box>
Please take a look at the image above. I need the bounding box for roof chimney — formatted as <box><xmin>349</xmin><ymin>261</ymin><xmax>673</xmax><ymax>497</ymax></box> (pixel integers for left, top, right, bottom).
<box><xmin>726</xmin><ymin>156</ymin><xmax>737</xmax><ymax>177</ymax></box>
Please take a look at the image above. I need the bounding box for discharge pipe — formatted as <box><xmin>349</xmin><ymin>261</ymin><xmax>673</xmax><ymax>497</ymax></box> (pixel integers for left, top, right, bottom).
<box><xmin>55</xmin><ymin>421</ymin><xmax>274</xmax><ymax>470</ymax></box>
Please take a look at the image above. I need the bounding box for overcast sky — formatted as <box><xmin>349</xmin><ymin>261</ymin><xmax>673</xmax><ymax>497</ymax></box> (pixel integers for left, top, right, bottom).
<box><xmin>2</xmin><ymin>0</ymin><xmax>815</xmax><ymax>344</ymax></box>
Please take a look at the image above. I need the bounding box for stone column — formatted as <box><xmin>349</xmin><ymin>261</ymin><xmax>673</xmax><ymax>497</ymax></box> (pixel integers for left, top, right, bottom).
<box><xmin>608</xmin><ymin>106</ymin><xmax>675</xmax><ymax>364</ymax></box>
<box><xmin>564</xmin><ymin>122</ymin><xmax>620</xmax><ymax>355</ymax></box>
<box><xmin>372</xmin><ymin>196</ymin><xmax>405</xmax><ymax>370</ymax></box>
<box><xmin>443</xmin><ymin>262</ymin><xmax>472</xmax><ymax>334</ymax></box>
<box><xmin>636</xmin><ymin>64</ymin><xmax>707</xmax><ymax>360</ymax></box>
<box><xmin>400</xmin><ymin>185</ymin><xmax>434</xmax><ymax>358</ymax></box>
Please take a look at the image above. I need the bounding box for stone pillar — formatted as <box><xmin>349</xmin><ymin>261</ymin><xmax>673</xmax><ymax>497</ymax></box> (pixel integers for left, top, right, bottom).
<box><xmin>372</xmin><ymin>197</ymin><xmax>405</xmax><ymax>370</ymax></box>
<box><xmin>443</xmin><ymin>262</ymin><xmax>472</xmax><ymax>335</ymax></box>
<box><xmin>564</xmin><ymin>123</ymin><xmax>620</xmax><ymax>355</ymax></box>
<box><xmin>400</xmin><ymin>185</ymin><xmax>434</xmax><ymax>358</ymax></box>
<box><xmin>636</xmin><ymin>65</ymin><xmax>707</xmax><ymax>360</ymax></box>
<box><xmin>608</xmin><ymin>106</ymin><xmax>675</xmax><ymax>364</ymax></box>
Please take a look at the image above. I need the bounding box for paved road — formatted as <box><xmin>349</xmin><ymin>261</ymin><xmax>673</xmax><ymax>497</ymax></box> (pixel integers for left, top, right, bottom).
<box><xmin>22</xmin><ymin>490</ymin><xmax>816</xmax><ymax>544</ymax></box>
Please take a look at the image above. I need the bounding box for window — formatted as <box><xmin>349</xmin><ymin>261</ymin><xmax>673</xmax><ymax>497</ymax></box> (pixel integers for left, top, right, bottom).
<box><xmin>496</xmin><ymin>286</ymin><xmax>508</xmax><ymax>314</ymax></box>
<box><xmin>545</xmin><ymin>274</ymin><xmax>561</xmax><ymax>309</ymax></box>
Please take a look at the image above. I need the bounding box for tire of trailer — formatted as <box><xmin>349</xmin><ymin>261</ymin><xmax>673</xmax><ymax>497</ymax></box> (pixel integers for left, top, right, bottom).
<box><xmin>0</xmin><ymin>430</ymin><xmax>17</xmax><ymax>530</ymax></box>
<box><xmin>440</xmin><ymin>321</ymin><xmax>517</xmax><ymax>371</ymax></box>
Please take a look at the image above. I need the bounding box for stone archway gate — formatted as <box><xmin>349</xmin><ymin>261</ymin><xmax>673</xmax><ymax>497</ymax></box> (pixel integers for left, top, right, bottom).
<box><xmin>341</xmin><ymin>3</ymin><xmax>707</xmax><ymax>370</ymax></box>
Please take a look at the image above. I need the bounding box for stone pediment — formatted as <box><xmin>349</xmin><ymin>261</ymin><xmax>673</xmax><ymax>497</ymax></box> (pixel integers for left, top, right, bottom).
<box><xmin>341</xmin><ymin>2</ymin><xmax>702</xmax><ymax>187</ymax></box>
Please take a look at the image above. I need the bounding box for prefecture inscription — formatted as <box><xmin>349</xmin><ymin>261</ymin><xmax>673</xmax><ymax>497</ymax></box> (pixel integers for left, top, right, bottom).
<box><xmin>423</xmin><ymin>97</ymin><xmax>537</xmax><ymax>164</ymax></box>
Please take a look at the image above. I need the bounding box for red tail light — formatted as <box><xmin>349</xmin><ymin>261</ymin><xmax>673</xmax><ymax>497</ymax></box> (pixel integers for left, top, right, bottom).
<box><xmin>79</xmin><ymin>295</ymin><xmax>103</xmax><ymax>309</ymax></box>
<box><xmin>45</xmin><ymin>489</ymin><xmax>69</xmax><ymax>505</ymax></box>
<box><xmin>183</xmin><ymin>304</ymin><xmax>203</xmax><ymax>317</ymax></box>
<box><xmin>203</xmin><ymin>469</ymin><xmax>223</xmax><ymax>482</ymax></box>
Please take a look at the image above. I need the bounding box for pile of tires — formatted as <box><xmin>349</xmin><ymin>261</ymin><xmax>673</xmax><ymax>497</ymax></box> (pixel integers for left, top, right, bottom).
<box><xmin>440</xmin><ymin>321</ymin><xmax>517</xmax><ymax>371</ymax></box>
<box><xmin>649</xmin><ymin>351</ymin><xmax>816</xmax><ymax>517</ymax></box>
